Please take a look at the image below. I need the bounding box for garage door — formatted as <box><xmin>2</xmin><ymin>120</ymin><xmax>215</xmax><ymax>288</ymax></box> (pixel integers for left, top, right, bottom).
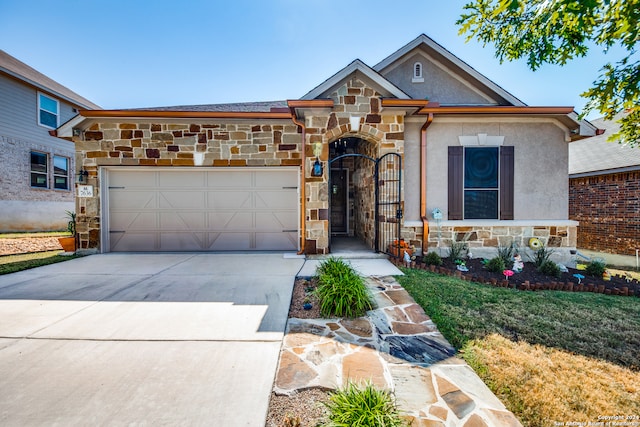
<box><xmin>106</xmin><ymin>168</ymin><xmax>299</xmax><ymax>252</ymax></box>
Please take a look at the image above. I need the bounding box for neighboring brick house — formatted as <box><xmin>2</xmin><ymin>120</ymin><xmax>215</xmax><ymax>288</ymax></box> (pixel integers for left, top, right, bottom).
<box><xmin>56</xmin><ymin>35</ymin><xmax>598</xmax><ymax>261</ymax></box>
<box><xmin>0</xmin><ymin>50</ymin><xmax>100</xmax><ymax>232</ymax></box>
<box><xmin>569</xmin><ymin>114</ymin><xmax>640</xmax><ymax>256</ymax></box>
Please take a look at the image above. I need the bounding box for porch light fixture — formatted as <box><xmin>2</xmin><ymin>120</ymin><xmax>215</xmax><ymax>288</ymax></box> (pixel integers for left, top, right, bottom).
<box><xmin>76</xmin><ymin>168</ymin><xmax>88</xmax><ymax>184</ymax></box>
<box><xmin>312</xmin><ymin>158</ymin><xmax>323</xmax><ymax>177</ymax></box>
<box><xmin>349</xmin><ymin>115</ymin><xmax>361</xmax><ymax>133</ymax></box>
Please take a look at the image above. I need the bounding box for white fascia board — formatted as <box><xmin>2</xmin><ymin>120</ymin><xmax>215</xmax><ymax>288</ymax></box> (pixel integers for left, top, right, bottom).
<box><xmin>373</xmin><ymin>34</ymin><xmax>526</xmax><ymax>107</ymax></box>
<box><xmin>301</xmin><ymin>59</ymin><xmax>409</xmax><ymax>100</ymax></box>
<box><xmin>56</xmin><ymin>114</ymin><xmax>88</xmax><ymax>138</ymax></box>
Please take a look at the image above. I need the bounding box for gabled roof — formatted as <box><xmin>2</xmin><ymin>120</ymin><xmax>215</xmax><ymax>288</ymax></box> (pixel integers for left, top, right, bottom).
<box><xmin>0</xmin><ymin>49</ymin><xmax>100</xmax><ymax>110</ymax></box>
<box><xmin>301</xmin><ymin>59</ymin><xmax>409</xmax><ymax>100</ymax></box>
<box><xmin>569</xmin><ymin>114</ymin><xmax>640</xmax><ymax>176</ymax></box>
<box><xmin>373</xmin><ymin>34</ymin><xmax>525</xmax><ymax>106</ymax></box>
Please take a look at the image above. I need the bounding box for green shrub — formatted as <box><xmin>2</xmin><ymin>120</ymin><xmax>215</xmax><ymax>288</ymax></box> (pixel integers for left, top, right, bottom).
<box><xmin>485</xmin><ymin>256</ymin><xmax>506</xmax><ymax>273</ymax></box>
<box><xmin>322</xmin><ymin>381</ymin><xmax>407</xmax><ymax>427</ymax></box>
<box><xmin>315</xmin><ymin>257</ymin><xmax>372</xmax><ymax>318</ymax></box>
<box><xmin>446</xmin><ymin>238</ymin><xmax>469</xmax><ymax>262</ymax></box>
<box><xmin>422</xmin><ymin>251</ymin><xmax>443</xmax><ymax>266</ymax></box>
<box><xmin>529</xmin><ymin>241</ymin><xmax>554</xmax><ymax>268</ymax></box>
<box><xmin>585</xmin><ymin>260</ymin><xmax>607</xmax><ymax>278</ymax></box>
<box><xmin>496</xmin><ymin>241</ymin><xmax>517</xmax><ymax>266</ymax></box>
<box><xmin>538</xmin><ymin>260</ymin><xmax>561</xmax><ymax>278</ymax></box>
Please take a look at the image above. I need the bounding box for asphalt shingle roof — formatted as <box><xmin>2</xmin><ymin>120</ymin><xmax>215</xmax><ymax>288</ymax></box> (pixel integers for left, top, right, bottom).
<box><xmin>128</xmin><ymin>101</ymin><xmax>289</xmax><ymax>113</ymax></box>
<box><xmin>569</xmin><ymin>114</ymin><xmax>640</xmax><ymax>175</ymax></box>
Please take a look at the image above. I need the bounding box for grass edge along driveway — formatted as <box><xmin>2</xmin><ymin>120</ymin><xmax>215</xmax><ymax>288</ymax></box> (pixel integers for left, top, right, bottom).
<box><xmin>398</xmin><ymin>268</ymin><xmax>640</xmax><ymax>427</ymax></box>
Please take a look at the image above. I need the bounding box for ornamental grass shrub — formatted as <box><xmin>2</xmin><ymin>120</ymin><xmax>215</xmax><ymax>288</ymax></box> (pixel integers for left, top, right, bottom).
<box><xmin>321</xmin><ymin>381</ymin><xmax>406</xmax><ymax>427</ymax></box>
<box><xmin>422</xmin><ymin>251</ymin><xmax>443</xmax><ymax>266</ymax></box>
<box><xmin>585</xmin><ymin>260</ymin><xmax>607</xmax><ymax>278</ymax></box>
<box><xmin>485</xmin><ymin>256</ymin><xmax>506</xmax><ymax>273</ymax></box>
<box><xmin>315</xmin><ymin>257</ymin><xmax>372</xmax><ymax>318</ymax></box>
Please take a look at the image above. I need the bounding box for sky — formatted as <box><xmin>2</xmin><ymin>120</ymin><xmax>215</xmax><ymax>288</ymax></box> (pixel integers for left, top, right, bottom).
<box><xmin>0</xmin><ymin>0</ymin><xmax>623</xmax><ymax>117</ymax></box>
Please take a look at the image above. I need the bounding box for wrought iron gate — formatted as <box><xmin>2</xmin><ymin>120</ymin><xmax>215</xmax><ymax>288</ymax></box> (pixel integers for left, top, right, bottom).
<box><xmin>328</xmin><ymin>152</ymin><xmax>402</xmax><ymax>257</ymax></box>
<box><xmin>375</xmin><ymin>153</ymin><xmax>402</xmax><ymax>256</ymax></box>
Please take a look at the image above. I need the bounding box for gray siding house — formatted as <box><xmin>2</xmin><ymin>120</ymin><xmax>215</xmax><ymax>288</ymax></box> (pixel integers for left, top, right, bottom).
<box><xmin>0</xmin><ymin>50</ymin><xmax>100</xmax><ymax>232</ymax></box>
<box><xmin>58</xmin><ymin>35</ymin><xmax>598</xmax><ymax>262</ymax></box>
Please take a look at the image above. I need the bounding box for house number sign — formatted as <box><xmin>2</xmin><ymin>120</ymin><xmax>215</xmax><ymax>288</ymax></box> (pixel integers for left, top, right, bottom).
<box><xmin>77</xmin><ymin>185</ymin><xmax>93</xmax><ymax>198</ymax></box>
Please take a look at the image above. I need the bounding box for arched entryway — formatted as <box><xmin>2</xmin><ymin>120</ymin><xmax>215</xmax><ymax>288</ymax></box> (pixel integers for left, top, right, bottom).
<box><xmin>328</xmin><ymin>137</ymin><xmax>402</xmax><ymax>256</ymax></box>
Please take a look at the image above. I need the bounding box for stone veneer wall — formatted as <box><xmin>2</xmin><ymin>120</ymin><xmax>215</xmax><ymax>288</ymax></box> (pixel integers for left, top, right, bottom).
<box><xmin>73</xmin><ymin>78</ymin><xmax>407</xmax><ymax>254</ymax></box>
<box><xmin>397</xmin><ymin>223</ymin><xmax>577</xmax><ymax>261</ymax></box>
<box><xmin>74</xmin><ymin>121</ymin><xmax>301</xmax><ymax>251</ymax></box>
<box><xmin>302</xmin><ymin>77</ymin><xmax>406</xmax><ymax>254</ymax></box>
<box><xmin>570</xmin><ymin>171</ymin><xmax>640</xmax><ymax>255</ymax></box>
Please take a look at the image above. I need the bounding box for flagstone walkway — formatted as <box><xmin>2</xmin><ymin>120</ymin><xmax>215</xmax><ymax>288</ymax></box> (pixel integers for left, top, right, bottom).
<box><xmin>273</xmin><ymin>276</ymin><xmax>522</xmax><ymax>426</ymax></box>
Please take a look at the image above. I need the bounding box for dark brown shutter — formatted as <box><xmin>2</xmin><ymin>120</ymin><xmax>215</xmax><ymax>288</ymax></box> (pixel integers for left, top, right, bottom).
<box><xmin>448</xmin><ymin>146</ymin><xmax>463</xmax><ymax>220</ymax></box>
<box><xmin>500</xmin><ymin>146</ymin><xmax>514</xmax><ymax>220</ymax></box>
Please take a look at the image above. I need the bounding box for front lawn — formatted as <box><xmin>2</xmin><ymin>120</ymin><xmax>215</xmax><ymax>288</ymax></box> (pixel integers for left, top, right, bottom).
<box><xmin>0</xmin><ymin>251</ymin><xmax>80</xmax><ymax>275</ymax></box>
<box><xmin>398</xmin><ymin>268</ymin><xmax>640</xmax><ymax>426</ymax></box>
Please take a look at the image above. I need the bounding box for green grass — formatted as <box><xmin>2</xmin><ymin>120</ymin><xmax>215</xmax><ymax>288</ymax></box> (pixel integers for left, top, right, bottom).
<box><xmin>397</xmin><ymin>268</ymin><xmax>640</xmax><ymax>426</ymax></box>
<box><xmin>314</xmin><ymin>257</ymin><xmax>373</xmax><ymax>318</ymax></box>
<box><xmin>321</xmin><ymin>381</ymin><xmax>407</xmax><ymax>427</ymax></box>
<box><xmin>0</xmin><ymin>251</ymin><xmax>80</xmax><ymax>275</ymax></box>
<box><xmin>397</xmin><ymin>268</ymin><xmax>640</xmax><ymax>369</ymax></box>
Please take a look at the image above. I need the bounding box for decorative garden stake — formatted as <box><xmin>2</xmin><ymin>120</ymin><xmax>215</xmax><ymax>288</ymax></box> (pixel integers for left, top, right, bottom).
<box><xmin>512</xmin><ymin>254</ymin><xmax>524</xmax><ymax>273</ymax></box>
<box><xmin>503</xmin><ymin>269</ymin><xmax>514</xmax><ymax>281</ymax></box>
<box><xmin>573</xmin><ymin>274</ymin><xmax>584</xmax><ymax>284</ymax></box>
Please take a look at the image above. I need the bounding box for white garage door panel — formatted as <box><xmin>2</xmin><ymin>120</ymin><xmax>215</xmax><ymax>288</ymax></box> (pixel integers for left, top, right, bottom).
<box><xmin>207</xmin><ymin>191</ymin><xmax>252</xmax><ymax>209</ymax></box>
<box><xmin>159</xmin><ymin>192</ymin><xmax>206</xmax><ymax>209</ymax></box>
<box><xmin>107</xmin><ymin>169</ymin><xmax>298</xmax><ymax>252</ymax></box>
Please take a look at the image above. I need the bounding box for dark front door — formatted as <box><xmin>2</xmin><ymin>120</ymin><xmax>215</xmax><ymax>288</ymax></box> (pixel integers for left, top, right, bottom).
<box><xmin>330</xmin><ymin>169</ymin><xmax>348</xmax><ymax>234</ymax></box>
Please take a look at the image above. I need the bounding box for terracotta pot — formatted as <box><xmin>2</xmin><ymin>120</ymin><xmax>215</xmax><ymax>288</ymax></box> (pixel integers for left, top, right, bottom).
<box><xmin>58</xmin><ymin>236</ymin><xmax>76</xmax><ymax>252</ymax></box>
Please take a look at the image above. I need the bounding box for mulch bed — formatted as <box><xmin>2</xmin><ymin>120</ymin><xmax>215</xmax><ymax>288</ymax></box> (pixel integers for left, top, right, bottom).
<box><xmin>397</xmin><ymin>257</ymin><xmax>640</xmax><ymax>297</ymax></box>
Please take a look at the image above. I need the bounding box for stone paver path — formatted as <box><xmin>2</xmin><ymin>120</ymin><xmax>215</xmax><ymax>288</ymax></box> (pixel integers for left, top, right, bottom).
<box><xmin>274</xmin><ymin>276</ymin><xmax>522</xmax><ymax>426</ymax></box>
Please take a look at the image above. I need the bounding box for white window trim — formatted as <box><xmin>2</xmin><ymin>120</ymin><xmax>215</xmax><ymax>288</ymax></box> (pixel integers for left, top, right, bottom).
<box><xmin>37</xmin><ymin>91</ymin><xmax>59</xmax><ymax>129</ymax></box>
<box><xmin>412</xmin><ymin>61</ymin><xmax>424</xmax><ymax>83</ymax></box>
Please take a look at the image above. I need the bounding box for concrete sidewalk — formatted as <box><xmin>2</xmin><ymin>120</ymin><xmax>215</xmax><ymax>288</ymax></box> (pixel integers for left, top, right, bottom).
<box><xmin>0</xmin><ymin>253</ymin><xmax>304</xmax><ymax>426</ymax></box>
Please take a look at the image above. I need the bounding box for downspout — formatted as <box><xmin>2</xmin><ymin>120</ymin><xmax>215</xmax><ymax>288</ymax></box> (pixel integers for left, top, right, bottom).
<box><xmin>290</xmin><ymin>107</ymin><xmax>307</xmax><ymax>255</ymax></box>
<box><xmin>420</xmin><ymin>113</ymin><xmax>434</xmax><ymax>254</ymax></box>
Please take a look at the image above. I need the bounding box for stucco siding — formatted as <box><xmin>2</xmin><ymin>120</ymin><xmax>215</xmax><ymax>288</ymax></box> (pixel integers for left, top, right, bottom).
<box><xmin>0</xmin><ymin>200</ymin><xmax>73</xmax><ymax>232</ymax></box>
<box><xmin>425</xmin><ymin>120</ymin><xmax>569</xmax><ymax>221</ymax></box>
<box><xmin>382</xmin><ymin>54</ymin><xmax>494</xmax><ymax>105</ymax></box>
<box><xmin>402</xmin><ymin>121</ymin><xmax>422</xmax><ymax>221</ymax></box>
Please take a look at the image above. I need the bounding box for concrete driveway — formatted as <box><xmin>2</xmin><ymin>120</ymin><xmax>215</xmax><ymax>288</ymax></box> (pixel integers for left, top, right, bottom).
<box><xmin>0</xmin><ymin>253</ymin><xmax>305</xmax><ymax>426</ymax></box>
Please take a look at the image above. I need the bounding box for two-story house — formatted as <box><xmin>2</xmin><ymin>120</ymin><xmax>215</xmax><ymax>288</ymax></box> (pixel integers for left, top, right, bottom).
<box><xmin>0</xmin><ymin>50</ymin><xmax>100</xmax><ymax>232</ymax></box>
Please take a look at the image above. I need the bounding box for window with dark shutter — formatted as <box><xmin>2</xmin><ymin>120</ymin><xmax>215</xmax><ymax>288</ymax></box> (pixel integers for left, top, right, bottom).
<box><xmin>499</xmin><ymin>146</ymin><xmax>514</xmax><ymax>220</ymax></box>
<box><xmin>448</xmin><ymin>146</ymin><xmax>463</xmax><ymax>220</ymax></box>
<box><xmin>447</xmin><ymin>145</ymin><xmax>514</xmax><ymax>220</ymax></box>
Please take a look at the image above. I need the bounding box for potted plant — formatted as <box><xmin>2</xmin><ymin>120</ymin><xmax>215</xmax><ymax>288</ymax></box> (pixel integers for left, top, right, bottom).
<box><xmin>58</xmin><ymin>210</ymin><xmax>76</xmax><ymax>253</ymax></box>
<box><xmin>387</xmin><ymin>239</ymin><xmax>413</xmax><ymax>258</ymax></box>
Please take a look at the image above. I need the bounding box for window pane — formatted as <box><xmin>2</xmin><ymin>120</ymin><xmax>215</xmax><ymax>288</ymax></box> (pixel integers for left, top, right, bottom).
<box><xmin>464</xmin><ymin>190</ymin><xmax>498</xmax><ymax>219</ymax></box>
<box><xmin>31</xmin><ymin>152</ymin><xmax>47</xmax><ymax>173</ymax></box>
<box><xmin>39</xmin><ymin>94</ymin><xmax>58</xmax><ymax>113</ymax></box>
<box><xmin>31</xmin><ymin>173</ymin><xmax>48</xmax><ymax>188</ymax></box>
<box><xmin>54</xmin><ymin>156</ymin><xmax>68</xmax><ymax>175</ymax></box>
<box><xmin>40</xmin><ymin>110</ymin><xmax>57</xmax><ymax>128</ymax></box>
<box><xmin>54</xmin><ymin>176</ymin><xmax>68</xmax><ymax>190</ymax></box>
<box><xmin>465</xmin><ymin>147</ymin><xmax>498</xmax><ymax>189</ymax></box>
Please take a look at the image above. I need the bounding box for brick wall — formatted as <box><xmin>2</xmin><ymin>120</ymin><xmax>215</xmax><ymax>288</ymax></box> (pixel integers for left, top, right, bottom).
<box><xmin>0</xmin><ymin>133</ymin><xmax>74</xmax><ymax>202</ymax></box>
<box><xmin>569</xmin><ymin>171</ymin><xmax>640</xmax><ymax>255</ymax></box>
